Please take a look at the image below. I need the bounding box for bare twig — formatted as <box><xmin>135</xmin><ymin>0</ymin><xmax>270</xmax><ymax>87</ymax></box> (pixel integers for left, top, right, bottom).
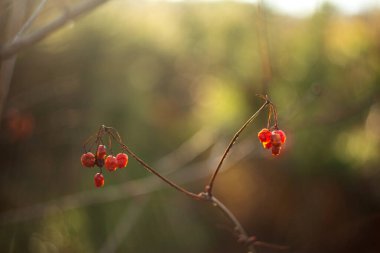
<box><xmin>256</xmin><ymin>0</ymin><xmax>273</xmax><ymax>95</ymax></box>
<box><xmin>205</xmin><ymin>100</ymin><xmax>269</xmax><ymax>196</ymax></box>
<box><xmin>0</xmin><ymin>0</ymin><xmax>110</xmax><ymax>60</ymax></box>
<box><xmin>106</xmin><ymin>128</ymin><xmax>203</xmax><ymax>200</ymax></box>
<box><xmin>208</xmin><ymin>196</ymin><xmax>256</xmax><ymax>253</ymax></box>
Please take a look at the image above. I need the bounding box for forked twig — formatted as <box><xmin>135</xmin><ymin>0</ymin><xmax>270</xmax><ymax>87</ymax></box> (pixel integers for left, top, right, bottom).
<box><xmin>85</xmin><ymin>96</ymin><xmax>288</xmax><ymax>253</ymax></box>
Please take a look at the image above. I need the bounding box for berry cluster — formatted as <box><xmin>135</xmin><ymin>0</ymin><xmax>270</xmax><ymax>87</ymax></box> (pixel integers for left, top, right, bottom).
<box><xmin>80</xmin><ymin>144</ymin><xmax>129</xmax><ymax>187</ymax></box>
<box><xmin>258</xmin><ymin>128</ymin><xmax>286</xmax><ymax>156</ymax></box>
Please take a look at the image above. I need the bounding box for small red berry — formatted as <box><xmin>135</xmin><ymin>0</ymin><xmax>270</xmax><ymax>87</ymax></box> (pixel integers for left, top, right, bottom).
<box><xmin>272</xmin><ymin>145</ymin><xmax>281</xmax><ymax>156</ymax></box>
<box><xmin>263</xmin><ymin>141</ymin><xmax>272</xmax><ymax>149</ymax></box>
<box><xmin>81</xmin><ymin>152</ymin><xmax>96</xmax><ymax>167</ymax></box>
<box><xmin>116</xmin><ymin>153</ymin><xmax>128</xmax><ymax>168</ymax></box>
<box><xmin>270</xmin><ymin>131</ymin><xmax>282</xmax><ymax>147</ymax></box>
<box><xmin>94</xmin><ymin>173</ymin><xmax>104</xmax><ymax>187</ymax></box>
<box><xmin>258</xmin><ymin>128</ymin><xmax>271</xmax><ymax>143</ymax></box>
<box><xmin>96</xmin><ymin>145</ymin><xmax>107</xmax><ymax>159</ymax></box>
<box><xmin>105</xmin><ymin>155</ymin><xmax>118</xmax><ymax>171</ymax></box>
<box><xmin>273</xmin><ymin>130</ymin><xmax>286</xmax><ymax>144</ymax></box>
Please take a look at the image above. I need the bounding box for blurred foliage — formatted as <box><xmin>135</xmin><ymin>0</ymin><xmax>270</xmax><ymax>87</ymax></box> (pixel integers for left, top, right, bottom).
<box><xmin>1</xmin><ymin>1</ymin><xmax>380</xmax><ymax>253</ymax></box>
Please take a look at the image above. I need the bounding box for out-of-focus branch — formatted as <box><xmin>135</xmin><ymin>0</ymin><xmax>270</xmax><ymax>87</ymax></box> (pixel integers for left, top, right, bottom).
<box><xmin>0</xmin><ymin>0</ymin><xmax>110</xmax><ymax>60</ymax></box>
<box><xmin>12</xmin><ymin>0</ymin><xmax>48</xmax><ymax>43</ymax></box>
<box><xmin>0</xmin><ymin>0</ymin><xmax>27</xmax><ymax>121</ymax></box>
<box><xmin>98</xmin><ymin>197</ymin><xmax>149</xmax><ymax>253</ymax></box>
<box><xmin>256</xmin><ymin>0</ymin><xmax>273</xmax><ymax>95</ymax></box>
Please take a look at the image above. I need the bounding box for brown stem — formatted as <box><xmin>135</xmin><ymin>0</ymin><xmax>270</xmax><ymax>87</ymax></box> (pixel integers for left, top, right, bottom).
<box><xmin>208</xmin><ymin>195</ymin><xmax>256</xmax><ymax>253</ymax></box>
<box><xmin>107</xmin><ymin>130</ymin><xmax>202</xmax><ymax>200</ymax></box>
<box><xmin>205</xmin><ymin>101</ymin><xmax>269</xmax><ymax>196</ymax></box>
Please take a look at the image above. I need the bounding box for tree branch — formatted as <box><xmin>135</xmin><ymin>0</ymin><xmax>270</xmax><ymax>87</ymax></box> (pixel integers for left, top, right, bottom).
<box><xmin>0</xmin><ymin>0</ymin><xmax>110</xmax><ymax>60</ymax></box>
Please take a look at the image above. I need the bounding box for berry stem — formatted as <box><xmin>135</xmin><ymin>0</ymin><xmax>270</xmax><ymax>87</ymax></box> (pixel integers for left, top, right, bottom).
<box><xmin>205</xmin><ymin>99</ymin><xmax>269</xmax><ymax>196</ymax></box>
<box><xmin>106</xmin><ymin>130</ymin><xmax>203</xmax><ymax>200</ymax></box>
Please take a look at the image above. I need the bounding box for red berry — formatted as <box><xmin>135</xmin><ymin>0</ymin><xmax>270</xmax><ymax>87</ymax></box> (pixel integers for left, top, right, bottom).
<box><xmin>81</xmin><ymin>152</ymin><xmax>96</xmax><ymax>167</ymax></box>
<box><xmin>273</xmin><ymin>130</ymin><xmax>286</xmax><ymax>144</ymax></box>
<box><xmin>116</xmin><ymin>153</ymin><xmax>128</xmax><ymax>168</ymax></box>
<box><xmin>258</xmin><ymin>128</ymin><xmax>271</xmax><ymax>143</ymax></box>
<box><xmin>96</xmin><ymin>145</ymin><xmax>107</xmax><ymax>159</ymax></box>
<box><xmin>263</xmin><ymin>141</ymin><xmax>272</xmax><ymax>149</ymax></box>
<box><xmin>105</xmin><ymin>155</ymin><xmax>118</xmax><ymax>171</ymax></box>
<box><xmin>270</xmin><ymin>131</ymin><xmax>282</xmax><ymax>147</ymax></box>
<box><xmin>94</xmin><ymin>173</ymin><xmax>104</xmax><ymax>187</ymax></box>
<box><xmin>271</xmin><ymin>145</ymin><xmax>281</xmax><ymax>156</ymax></box>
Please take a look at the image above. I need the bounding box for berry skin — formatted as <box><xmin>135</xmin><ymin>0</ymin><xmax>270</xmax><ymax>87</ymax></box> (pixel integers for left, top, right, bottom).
<box><xmin>270</xmin><ymin>131</ymin><xmax>282</xmax><ymax>147</ymax></box>
<box><xmin>94</xmin><ymin>173</ymin><xmax>104</xmax><ymax>187</ymax></box>
<box><xmin>258</xmin><ymin>128</ymin><xmax>271</xmax><ymax>143</ymax></box>
<box><xmin>263</xmin><ymin>141</ymin><xmax>272</xmax><ymax>149</ymax></box>
<box><xmin>116</xmin><ymin>153</ymin><xmax>128</xmax><ymax>168</ymax></box>
<box><xmin>96</xmin><ymin>145</ymin><xmax>107</xmax><ymax>159</ymax></box>
<box><xmin>81</xmin><ymin>152</ymin><xmax>96</xmax><ymax>167</ymax></box>
<box><xmin>273</xmin><ymin>130</ymin><xmax>286</xmax><ymax>144</ymax></box>
<box><xmin>272</xmin><ymin>145</ymin><xmax>281</xmax><ymax>156</ymax></box>
<box><xmin>105</xmin><ymin>155</ymin><xmax>118</xmax><ymax>172</ymax></box>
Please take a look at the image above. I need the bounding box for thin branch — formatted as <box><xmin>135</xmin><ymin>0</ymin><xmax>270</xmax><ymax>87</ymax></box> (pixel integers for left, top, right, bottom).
<box><xmin>98</xmin><ymin>197</ymin><xmax>149</xmax><ymax>253</ymax></box>
<box><xmin>206</xmin><ymin>100</ymin><xmax>269</xmax><ymax>195</ymax></box>
<box><xmin>208</xmin><ymin>196</ymin><xmax>256</xmax><ymax>253</ymax></box>
<box><xmin>256</xmin><ymin>0</ymin><xmax>273</xmax><ymax>95</ymax></box>
<box><xmin>12</xmin><ymin>0</ymin><xmax>49</xmax><ymax>42</ymax></box>
<box><xmin>0</xmin><ymin>0</ymin><xmax>110</xmax><ymax>60</ymax></box>
<box><xmin>0</xmin><ymin>0</ymin><xmax>27</xmax><ymax>121</ymax></box>
<box><xmin>107</xmin><ymin>130</ymin><xmax>202</xmax><ymax>200</ymax></box>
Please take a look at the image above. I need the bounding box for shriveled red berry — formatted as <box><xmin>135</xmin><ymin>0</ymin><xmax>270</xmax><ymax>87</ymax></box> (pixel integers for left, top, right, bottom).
<box><xmin>81</xmin><ymin>152</ymin><xmax>95</xmax><ymax>167</ymax></box>
<box><xmin>272</xmin><ymin>145</ymin><xmax>281</xmax><ymax>156</ymax></box>
<box><xmin>94</xmin><ymin>173</ymin><xmax>104</xmax><ymax>187</ymax></box>
<box><xmin>263</xmin><ymin>141</ymin><xmax>272</xmax><ymax>149</ymax></box>
<box><xmin>273</xmin><ymin>130</ymin><xmax>286</xmax><ymax>144</ymax></box>
<box><xmin>96</xmin><ymin>145</ymin><xmax>107</xmax><ymax>159</ymax></box>
<box><xmin>105</xmin><ymin>155</ymin><xmax>118</xmax><ymax>171</ymax></box>
<box><xmin>258</xmin><ymin>128</ymin><xmax>271</xmax><ymax>143</ymax></box>
<box><xmin>116</xmin><ymin>153</ymin><xmax>128</xmax><ymax>168</ymax></box>
<box><xmin>270</xmin><ymin>131</ymin><xmax>282</xmax><ymax>147</ymax></box>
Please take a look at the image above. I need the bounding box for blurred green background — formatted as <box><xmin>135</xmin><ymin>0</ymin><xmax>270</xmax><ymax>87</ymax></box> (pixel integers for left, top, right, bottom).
<box><xmin>1</xmin><ymin>1</ymin><xmax>380</xmax><ymax>253</ymax></box>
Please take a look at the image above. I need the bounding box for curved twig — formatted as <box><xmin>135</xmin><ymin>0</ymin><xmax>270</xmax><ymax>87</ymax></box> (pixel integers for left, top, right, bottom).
<box><xmin>205</xmin><ymin>100</ymin><xmax>269</xmax><ymax>196</ymax></box>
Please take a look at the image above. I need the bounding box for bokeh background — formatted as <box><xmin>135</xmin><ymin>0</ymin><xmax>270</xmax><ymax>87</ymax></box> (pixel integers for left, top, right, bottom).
<box><xmin>1</xmin><ymin>0</ymin><xmax>380</xmax><ymax>252</ymax></box>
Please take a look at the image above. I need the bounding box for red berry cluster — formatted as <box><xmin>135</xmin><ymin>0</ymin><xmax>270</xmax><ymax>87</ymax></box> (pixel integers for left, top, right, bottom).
<box><xmin>80</xmin><ymin>144</ymin><xmax>129</xmax><ymax>187</ymax></box>
<box><xmin>258</xmin><ymin>128</ymin><xmax>286</xmax><ymax>156</ymax></box>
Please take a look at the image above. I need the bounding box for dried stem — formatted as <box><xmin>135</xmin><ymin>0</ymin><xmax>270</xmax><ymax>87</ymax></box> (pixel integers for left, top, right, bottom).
<box><xmin>106</xmin><ymin>129</ymin><xmax>202</xmax><ymax>201</ymax></box>
<box><xmin>205</xmin><ymin>100</ymin><xmax>269</xmax><ymax>196</ymax></box>
<box><xmin>208</xmin><ymin>195</ymin><xmax>256</xmax><ymax>253</ymax></box>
